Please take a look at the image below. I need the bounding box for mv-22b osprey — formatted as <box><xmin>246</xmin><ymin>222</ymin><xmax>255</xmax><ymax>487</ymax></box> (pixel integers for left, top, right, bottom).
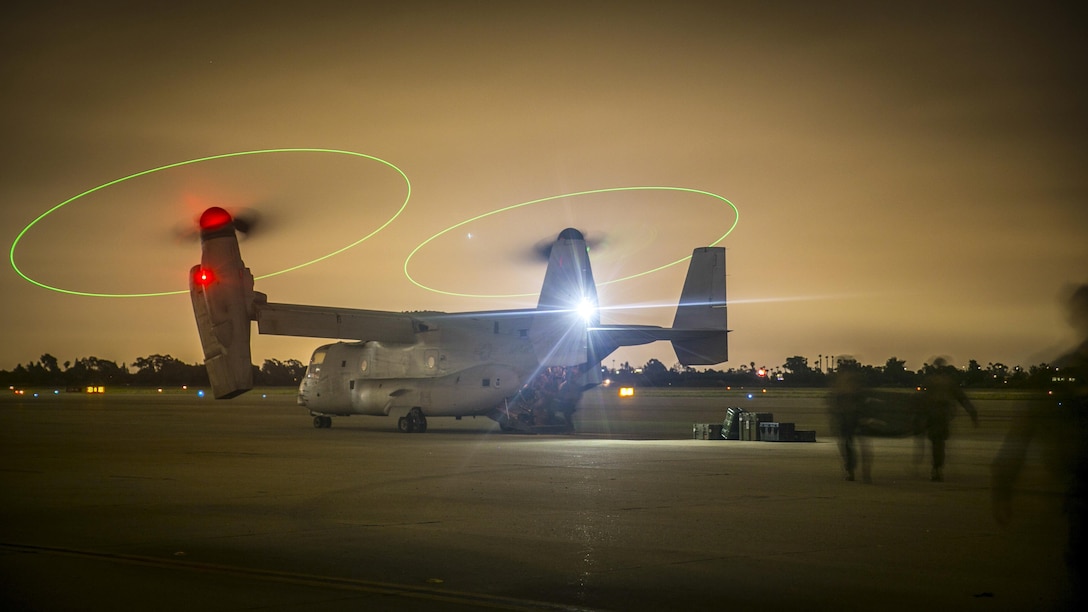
<box><xmin>189</xmin><ymin>206</ymin><xmax>728</xmax><ymax>433</ymax></box>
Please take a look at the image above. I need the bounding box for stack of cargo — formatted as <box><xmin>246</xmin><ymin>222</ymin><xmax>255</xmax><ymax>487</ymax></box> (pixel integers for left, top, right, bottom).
<box><xmin>739</xmin><ymin>411</ymin><xmax>775</xmax><ymax>440</ymax></box>
<box><xmin>692</xmin><ymin>407</ymin><xmax>817</xmax><ymax>442</ymax></box>
<box><xmin>691</xmin><ymin>422</ymin><xmax>725</xmax><ymax>440</ymax></box>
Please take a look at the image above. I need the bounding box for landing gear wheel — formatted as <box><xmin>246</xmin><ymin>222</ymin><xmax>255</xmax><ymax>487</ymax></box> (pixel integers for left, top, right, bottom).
<box><xmin>408</xmin><ymin>407</ymin><xmax>427</xmax><ymax>433</ymax></box>
<box><xmin>313</xmin><ymin>416</ymin><xmax>332</xmax><ymax>428</ymax></box>
<box><xmin>313</xmin><ymin>416</ymin><xmax>323</xmax><ymax>428</ymax></box>
<box><xmin>397</xmin><ymin>416</ymin><xmax>411</xmax><ymax>433</ymax></box>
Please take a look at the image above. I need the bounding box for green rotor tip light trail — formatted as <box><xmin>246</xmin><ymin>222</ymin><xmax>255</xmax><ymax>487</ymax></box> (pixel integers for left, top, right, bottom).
<box><xmin>9</xmin><ymin>148</ymin><xmax>410</xmax><ymax>298</ymax></box>
<box><xmin>404</xmin><ymin>186</ymin><xmax>739</xmax><ymax>299</ymax></box>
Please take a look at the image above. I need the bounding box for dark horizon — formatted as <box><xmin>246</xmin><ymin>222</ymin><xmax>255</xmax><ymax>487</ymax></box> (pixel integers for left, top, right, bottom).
<box><xmin>1</xmin><ymin>348</ymin><xmax>1062</xmax><ymax>392</ymax></box>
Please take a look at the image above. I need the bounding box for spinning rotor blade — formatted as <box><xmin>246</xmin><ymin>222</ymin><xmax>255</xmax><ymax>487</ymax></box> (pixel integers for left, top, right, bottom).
<box><xmin>522</xmin><ymin>230</ymin><xmax>607</xmax><ymax>263</ymax></box>
<box><xmin>172</xmin><ymin>206</ymin><xmax>270</xmax><ymax>243</ymax></box>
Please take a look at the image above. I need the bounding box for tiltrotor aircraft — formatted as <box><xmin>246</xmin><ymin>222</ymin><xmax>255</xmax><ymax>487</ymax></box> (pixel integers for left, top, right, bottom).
<box><xmin>189</xmin><ymin>206</ymin><xmax>728</xmax><ymax>433</ymax></box>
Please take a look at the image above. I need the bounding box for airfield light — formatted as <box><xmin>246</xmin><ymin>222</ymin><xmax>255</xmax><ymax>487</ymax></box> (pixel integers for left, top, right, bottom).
<box><xmin>619</xmin><ymin>387</ymin><xmax>635</xmax><ymax>398</ymax></box>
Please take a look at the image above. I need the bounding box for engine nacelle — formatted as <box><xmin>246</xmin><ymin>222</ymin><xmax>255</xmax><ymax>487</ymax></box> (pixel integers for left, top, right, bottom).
<box><xmin>189</xmin><ymin>208</ymin><xmax>257</xmax><ymax>399</ymax></box>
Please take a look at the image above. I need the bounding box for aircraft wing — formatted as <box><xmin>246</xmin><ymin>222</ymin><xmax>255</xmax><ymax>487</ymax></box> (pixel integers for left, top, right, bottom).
<box><xmin>256</xmin><ymin>302</ymin><xmax>419</xmax><ymax>343</ymax></box>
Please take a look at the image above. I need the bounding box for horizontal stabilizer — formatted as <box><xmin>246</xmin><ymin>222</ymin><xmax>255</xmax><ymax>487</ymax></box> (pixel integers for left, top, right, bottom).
<box><xmin>671</xmin><ymin>332</ymin><xmax>729</xmax><ymax>366</ymax></box>
<box><xmin>587</xmin><ymin>247</ymin><xmax>728</xmax><ymax>366</ymax></box>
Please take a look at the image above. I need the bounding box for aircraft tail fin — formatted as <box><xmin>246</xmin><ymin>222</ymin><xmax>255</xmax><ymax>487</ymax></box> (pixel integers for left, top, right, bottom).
<box><xmin>189</xmin><ymin>208</ymin><xmax>257</xmax><ymax>399</ymax></box>
<box><xmin>670</xmin><ymin>247</ymin><xmax>728</xmax><ymax>365</ymax></box>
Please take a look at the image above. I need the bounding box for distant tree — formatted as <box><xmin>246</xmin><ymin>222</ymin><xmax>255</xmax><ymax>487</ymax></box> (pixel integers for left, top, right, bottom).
<box><xmin>7</xmin><ymin>364</ymin><xmax>30</xmax><ymax>386</ymax></box>
<box><xmin>782</xmin><ymin>355</ymin><xmax>822</xmax><ymax>386</ymax></box>
<box><xmin>986</xmin><ymin>362</ymin><xmax>1010</xmax><ymax>386</ymax></box>
<box><xmin>257</xmin><ymin>358</ymin><xmax>306</xmax><ymax>386</ymax></box>
<box><xmin>641</xmin><ymin>358</ymin><xmax>670</xmax><ymax>386</ymax></box>
<box><xmin>963</xmin><ymin>359</ymin><xmax>986</xmax><ymax>387</ymax></box>
<box><xmin>65</xmin><ymin>357</ymin><xmax>127</xmax><ymax>387</ymax></box>
<box><xmin>24</xmin><ymin>360</ymin><xmax>47</xmax><ymax>386</ymax></box>
<box><xmin>40</xmin><ymin>354</ymin><xmax>62</xmax><ymax>383</ymax></box>
<box><xmin>132</xmin><ymin>354</ymin><xmax>205</xmax><ymax>387</ymax></box>
<box><xmin>1025</xmin><ymin>363</ymin><xmax>1056</xmax><ymax>388</ymax></box>
<box><xmin>878</xmin><ymin>357</ymin><xmax>913</xmax><ymax>387</ymax></box>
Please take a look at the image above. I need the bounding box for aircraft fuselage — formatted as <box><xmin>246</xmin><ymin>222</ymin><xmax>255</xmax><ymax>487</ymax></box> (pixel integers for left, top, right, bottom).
<box><xmin>298</xmin><ymin>314</ymin><xmax>555</xmax><ymax>426</ymax></box>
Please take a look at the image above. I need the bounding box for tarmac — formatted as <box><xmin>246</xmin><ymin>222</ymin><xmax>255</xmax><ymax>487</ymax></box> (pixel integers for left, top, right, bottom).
<box><xmin>0</xmin><ymin>387</ymin><xmax>1075</xmax><ymax>610</ymax></box>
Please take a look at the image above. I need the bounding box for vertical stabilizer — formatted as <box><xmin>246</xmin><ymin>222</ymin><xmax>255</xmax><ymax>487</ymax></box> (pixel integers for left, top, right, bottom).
<box><xmin>671</xmin><ymin>247</ymin><xmax>728</xmax><ymax>365</ymax></box>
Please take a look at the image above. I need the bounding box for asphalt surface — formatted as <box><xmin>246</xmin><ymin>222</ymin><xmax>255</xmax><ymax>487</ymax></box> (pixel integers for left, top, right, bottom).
<box><xmin>0</xmin><ymin>387</ymin><xmax>1075</xmax><ymax>610</ymax></box>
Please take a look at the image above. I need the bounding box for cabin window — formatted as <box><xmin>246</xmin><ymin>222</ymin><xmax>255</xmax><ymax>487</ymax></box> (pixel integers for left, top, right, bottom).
<box><xmin>481</xmin><ymin>378</ymin><xmax>490</xmax><ymax>387</ymax></box>
<box><xmin>341</xmin><ymin>361</ymin><xmax>347</xmax><ymax>367</ymax></box>
<box><xmin>350</xmin><ymin>380</ymin><xmax>355</xmax><ymax>390</ymax></box>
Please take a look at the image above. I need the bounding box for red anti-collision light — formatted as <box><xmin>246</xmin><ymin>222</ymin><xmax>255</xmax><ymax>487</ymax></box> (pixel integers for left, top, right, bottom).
<box><xmin>193</xmin><ymin>268</ymin><xmax>216</xmax><ymax>286</ymax></box>
<box><xmin>199</xmin><ymin>207</ymin><xmax>233</xmax><ymax>231</ymax></box>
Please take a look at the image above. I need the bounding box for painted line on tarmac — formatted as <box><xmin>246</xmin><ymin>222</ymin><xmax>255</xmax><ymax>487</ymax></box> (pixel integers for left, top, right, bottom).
<box><xmin>0</xmin><ymin>542</ymin><xmax>596</xmax><ymax>612</ymax></box>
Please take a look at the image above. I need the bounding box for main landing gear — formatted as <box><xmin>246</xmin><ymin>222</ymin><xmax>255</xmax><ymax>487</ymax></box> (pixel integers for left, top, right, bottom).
<box><xmin>397</xmin><ymin>407</ymin><xmax>428</xmax><ymax>433</ymax></box>
<box><xmin>312</xmin><ymin>415</ymin><xmax>332</xmax><ymax>428</ymax></box>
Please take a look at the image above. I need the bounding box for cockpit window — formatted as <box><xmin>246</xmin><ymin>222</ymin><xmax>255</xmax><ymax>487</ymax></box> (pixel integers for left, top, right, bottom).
<box><xmin>310</xmin><ymin>349</ymin><xmax>327</xmax><ymax>365</ymax></box>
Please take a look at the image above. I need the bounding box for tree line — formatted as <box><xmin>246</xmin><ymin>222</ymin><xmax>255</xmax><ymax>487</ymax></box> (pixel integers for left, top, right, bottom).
<box><xmin>0</xmin><ymin>352</ymin><xmax>1064</xmax><ymax>391</ymax></box>
<box><xmin>0</xmin><ymin>354</ymin><xmax>305</xmax><ymax>389</ymax></box>
<box><xmin>609</xmin><ymin>355</ymin><xmax>1063</xmax><ymax>390</ymax></box>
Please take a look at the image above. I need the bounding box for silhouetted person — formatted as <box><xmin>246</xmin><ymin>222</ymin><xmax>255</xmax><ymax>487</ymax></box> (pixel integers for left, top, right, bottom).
<box><xmin>828</xmin><ymin>365</ymin><xmax>873</xmax><ymax>482</ymax></box>
<box><xmin>992</xmin><ymin>284</ymin><xmax>1088</xmax><ymax>607</ymax></box>
<box><xmin>918</xmin><ymin>357</ymin><xmax>979</xmax><ymax>481</ymax></box>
